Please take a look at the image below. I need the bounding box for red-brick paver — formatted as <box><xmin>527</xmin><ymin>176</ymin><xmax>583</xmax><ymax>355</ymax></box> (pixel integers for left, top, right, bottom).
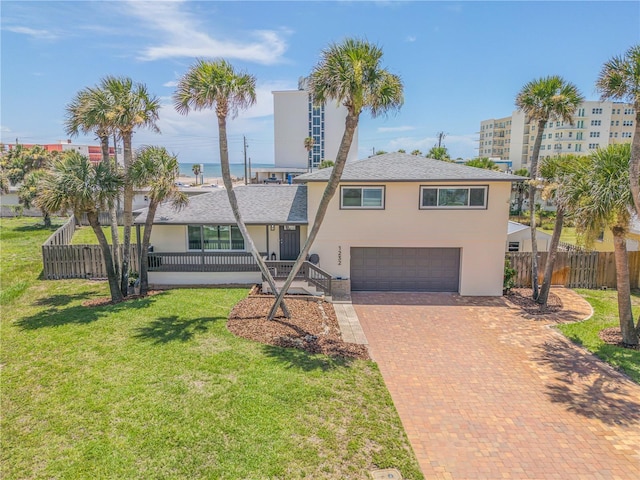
<box><xmin>352</xmin><ymin>290</ymin><xmax>640</xmax><ymax>480</ymax></box>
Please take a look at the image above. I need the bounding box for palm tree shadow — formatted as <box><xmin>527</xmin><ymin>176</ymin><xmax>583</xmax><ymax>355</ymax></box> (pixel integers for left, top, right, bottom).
<box><xmin>260</xmin><ymin>344</ymin><xmax>355</xmax><ymax>372</ymax></box>
<box><xmin>34</xmin><ymin>292</ymin><xmax>98</xmax><ymax>307</ymax></box>
<box><xmin>15</xmin><ymin>296</ymin><xmax>156</xmax><ymax>330</ymax></box>
<box><xmin>535</xmin><ymin>340</ymin><xmax>640</xmax><ymax>426</ymax></box>
<box><xmin>133</xmin><ymin>315</ymin><xmax>224</xmax><ymax>344</ymax></box>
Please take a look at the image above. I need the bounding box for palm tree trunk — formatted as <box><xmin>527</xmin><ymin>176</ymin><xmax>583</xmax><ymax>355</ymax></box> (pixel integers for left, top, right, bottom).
<box><xmin>101</xmin><ymin>134</ymin><xmax>121</xmax><ymax>280</ymax></box>
<box><xmin>42</xmin><ymin>211</ymin><xmax>51</xmax><ymax>228</ymax></box>
<box><xmin>529</xmin><ymin>119</ymin><xmax>546</xmax><ymax>300</ymax></box>
<box><xmin>537</xmin><ymin>207</ymin><xmax>564</xmax><ymax>306</ymax></box>
<box><xmin>139</xmin><ymin>202</ymin><xmax>158</xmax><ymax>296</ymax></box>
<box><xmin>611</xmin><ymin>226</ymin><xmax>639</xmax><ymax>346</ymax></box>
<box><xmin>268</xmin><ymin>112</ymin><xmax>359</xmax><ymax>320</ymax></box>
<box><xmin>120</xmin><ymin>132</ymin><xmax>134</xmax><ymax>296</ymax></box>
<box><xmin>216</xmin><ymin>115</ymin><xmax>290</xmax><ymax>318</ymax></box>
<box><xmin>629</xmin><ymin>102</ymin><xmax>640</xmax><ymax>218</ymax></box>
<box><xmin>87</xmin><ymin>210</ymin><xmax>123</xmax><ymax>303</ymax></box>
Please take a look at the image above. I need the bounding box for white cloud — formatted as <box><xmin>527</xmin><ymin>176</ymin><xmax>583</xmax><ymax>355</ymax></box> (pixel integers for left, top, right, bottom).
<box><xmin>122</xmin><ymin>1</ymin><xmax>289</xmax><ymax>64</ymax></box>
<box><xmin>405</xmin><ymin>35</ymin><xmax>416</xmax><ymax>43</ymax></box>
<box><xmin>385</xmin><ymin>133</ymin><xmax>478</xmax><ymax>159</ymax></box>
<box><xmin>4</xmin><ymin>26</ymin><xmax>58</xmax><ymax>40</ymax></box>
<box><xmin>163</xmin><ymin>80</ymin><xmax>178</xmax><ymax>87</ymax></box>
<box><xmin>377</xmin><ymin>125</ymin><xmax>415</xmax><ymax>133</ymax></box>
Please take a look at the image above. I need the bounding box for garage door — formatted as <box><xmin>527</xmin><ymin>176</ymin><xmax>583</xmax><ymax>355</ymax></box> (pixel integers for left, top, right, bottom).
<box><xmin>350</xmin><ymin>247</ymin><xmax>460</xmax><ymax>292</ymax></box>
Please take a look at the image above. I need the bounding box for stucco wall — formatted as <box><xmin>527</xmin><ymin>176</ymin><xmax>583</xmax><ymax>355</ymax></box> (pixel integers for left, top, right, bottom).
<box><xmin>305</xmin><ymin>181</ymin><xmax>512</xmax><ymax>296</ymax></box>
<box><xmin>507</xmin><ymin>229</ymin><xmax>551</xmax><ymax>252</ymax></box>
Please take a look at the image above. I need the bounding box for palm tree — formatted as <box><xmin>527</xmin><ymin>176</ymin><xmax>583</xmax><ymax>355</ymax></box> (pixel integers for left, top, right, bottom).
<box><xmin>536</xmin><ymin>154</ymin><xmax>588</xmax><ymax>306</ymax></box>
<box><xmin>18</xmin><ymin>170</ymin><xmax>53</xmax><ymax>226</ymax></box>
<box><xmin>192</xmin><ymin>163</ymin><xmax>201</xmax><ymax>185</ymax></box>
<box><xmin>129</xmin><ymin>146</ymin><xmax>188</xmax><ymax>295</ymax></box>
<box><xmin>65</xmin><ymin>85</ymin><xmax>122</xmax><ymax>279</ymax></box>
<box><xmin>512</xmin><ymin>168</ymin><xmax>529</xmax><ymax>215</ymax></box>
<box><xmin>100</xmin><ymin>76</ymin><xmax>160</xmax><ymax>296</ymax></box>
<box><xmin>173</xmin><ymin>59</ymin><xmax>289</xmax><ymax>316</ymax></box>
<box><xmin>410</xmin><ymin>149</ymin><xmax>422</xmax><ymax>156</ymax></box>
<box><xmin>515</xmin><ymin>76</ymin><xmax>584</xmax><ymax>300</ymax></box>
<box><xmin>304</xmin><ymin>136</ymin><xmax>314</xmax><ymax>170</ymax></box>
<box><xmin>565</xmin><ymin>143</ymin><xmax>638</xmax><ymax>345</ymax></box>
<box><xmin>38</xmin><ymin>151</ymin><xmax>125</xmax><ymax>303</ymax></box>
<box><xmin>596</xmin><ymin>44</ymin><xmax>640</xmax><ymax>216</ymax></box>
<box><xmin>465</xmin><ymin>157</ymin><xmax>500</xmax><ymax>170</ymax></box>
<box><xmin>268</xmin><ymin>37</ymin><xmax>403</xmax><ymax>320</ymax></box>
<box><xmin>426</xmin><ymin>146</ymin><xmax>451</xmax><ymax>161</ymax></box>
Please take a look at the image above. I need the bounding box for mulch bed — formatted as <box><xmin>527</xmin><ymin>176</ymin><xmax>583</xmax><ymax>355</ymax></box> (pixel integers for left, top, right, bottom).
<box><xmin>228</xmin><ymin>296</ymin><xmax>370</xmax><ymax>360</ymax></box>
<box><xmin>599</xmin><ymin>327</ymin><xmax>640</xmax><ymax>350</ymax></box>
<box><xmin>504</xmin><ymin>288</ymin><xmax>563</xmax><ymax>315</ymax></box>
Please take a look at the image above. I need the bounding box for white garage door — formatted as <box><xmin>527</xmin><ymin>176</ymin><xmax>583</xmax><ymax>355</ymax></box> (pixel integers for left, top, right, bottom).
<box><xmin>350</xmin><ymin>247</ymin><xmax>460</xmax><ymax>292</ymax></box>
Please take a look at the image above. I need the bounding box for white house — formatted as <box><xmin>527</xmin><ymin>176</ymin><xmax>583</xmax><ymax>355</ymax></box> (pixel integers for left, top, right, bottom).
<box><xmin>506</xmin><ymin>221</ymin><xmax>552</xmax><ymax>252</ymax></box>
<box><xmin>136</xmin><ymin>153</ymin><xmax>524</xmax><ymax>296</ymax></box>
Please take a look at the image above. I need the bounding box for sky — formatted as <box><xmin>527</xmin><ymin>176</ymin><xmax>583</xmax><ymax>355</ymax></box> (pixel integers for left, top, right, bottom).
<box><xmin>1</xmin><ymin>0</ymin><xmax>639</xmax><ymax>165</ymax></box>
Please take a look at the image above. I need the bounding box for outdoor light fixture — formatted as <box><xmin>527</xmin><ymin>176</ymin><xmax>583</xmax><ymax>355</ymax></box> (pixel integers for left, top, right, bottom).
<box><xmin>270</xmin><ymin>225</ymin><xmax>275</xmax><ymax>231</ymax></box>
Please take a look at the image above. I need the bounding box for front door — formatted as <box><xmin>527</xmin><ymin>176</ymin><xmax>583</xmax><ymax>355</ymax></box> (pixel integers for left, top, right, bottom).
<box><xmin>279</xmin><ymin>225</ymin><xmax>300</xmax><ymax>260</ymax></box>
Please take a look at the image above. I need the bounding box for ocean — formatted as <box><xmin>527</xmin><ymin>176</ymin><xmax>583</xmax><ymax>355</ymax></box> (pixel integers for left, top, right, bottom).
<box><xmin>179</xmin><ymin>162</ymin><xmax>274</xmax><ymax>179</ymax></box>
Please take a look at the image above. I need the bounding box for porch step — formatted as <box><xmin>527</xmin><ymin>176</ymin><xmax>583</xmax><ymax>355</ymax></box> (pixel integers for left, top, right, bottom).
<box><xmin>262</xmin><ymin>279</ymin><xmax>323</xmax><ymax>296</ymax></box>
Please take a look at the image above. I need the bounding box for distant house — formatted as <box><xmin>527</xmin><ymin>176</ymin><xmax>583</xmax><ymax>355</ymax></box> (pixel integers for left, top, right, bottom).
<box><xmin>135</xmin><ymin>153</ymin><xmax>524</xmax><ymax>296</ymax></box>
<box><xmin>506</xmin><ymin>221</ymin><xmax>552</xmax><ymax>252</ymax></box>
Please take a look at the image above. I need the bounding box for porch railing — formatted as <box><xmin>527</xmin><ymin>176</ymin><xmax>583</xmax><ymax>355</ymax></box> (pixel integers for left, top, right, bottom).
<box><xmin>264</xmin><ymin>260</ymin><xmax>333</xmax><ymax>295</ymax></box>
<box><xmin>147</xmin><ymin>252</ymin><xmax>266</xmax><ymax>272</ymax></box>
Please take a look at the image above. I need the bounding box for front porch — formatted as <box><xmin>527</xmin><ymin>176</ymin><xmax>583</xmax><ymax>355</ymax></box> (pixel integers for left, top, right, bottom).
<box><xmin>146</xmin><ymin>251</ymin><xmax>333</xmax><ymax>297</ymax></box>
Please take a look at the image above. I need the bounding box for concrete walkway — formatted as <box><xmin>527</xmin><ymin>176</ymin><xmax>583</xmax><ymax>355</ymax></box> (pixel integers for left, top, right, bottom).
<box><xmin>350</xmin><ymin>290</ymin><xmax>640</xmax><ymax>480</ymax></box>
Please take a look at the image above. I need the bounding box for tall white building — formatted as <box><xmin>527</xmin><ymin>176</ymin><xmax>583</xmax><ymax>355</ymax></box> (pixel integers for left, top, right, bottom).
<box><xmin>273</xmin><ymin>78</ymin><xmax>358</xmax><ymax>170</ymax></box>
<box><xmin>479</xmin><ymin>101</ymin><xmax>636</xmax><ymax>171</ymax></box>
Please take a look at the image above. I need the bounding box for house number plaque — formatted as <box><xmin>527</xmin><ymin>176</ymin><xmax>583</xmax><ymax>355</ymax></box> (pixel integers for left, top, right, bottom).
<box><xmin>338</xmin><ymin>245</ymin><xmax>342</xmax><ymax>266</ymax></box>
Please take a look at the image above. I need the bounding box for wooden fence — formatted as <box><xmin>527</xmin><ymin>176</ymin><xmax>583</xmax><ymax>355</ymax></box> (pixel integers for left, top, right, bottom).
<box><xmin>43</xmin><ymin>215</ymin><xmax>77</xmax><ymax>246</ymax></box>
<box><xmin>42</xmin><ymin>244</ymin><xmax>140</xmax><ymax>280</ymax></box>
<box><xmin>506</xmin><ymin>251</ymin><xmax>640</xmax><ymax>289</ymax></box>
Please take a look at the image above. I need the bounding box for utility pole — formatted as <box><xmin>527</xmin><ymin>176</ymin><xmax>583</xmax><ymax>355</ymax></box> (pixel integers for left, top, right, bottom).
<box><xmin>248</xmin><ymin>156</ymin><xmax>252</xmax><ymax>184</ymax></box>
<box><xmin>436</xmin><ymin>131</ymin><xmax>446</xmax><ymax>148</ymax></box>
<box><xmin>243</xmin><ymin>136</ymin><xmax>248</xmax><ymax>185</ymax></box>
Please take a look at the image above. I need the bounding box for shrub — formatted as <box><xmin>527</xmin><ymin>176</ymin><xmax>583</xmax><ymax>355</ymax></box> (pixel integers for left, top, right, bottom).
<box><xmin>504</xmin><ymin>258</ymin><xmax>517</xmax><ymax>293</ymax></box>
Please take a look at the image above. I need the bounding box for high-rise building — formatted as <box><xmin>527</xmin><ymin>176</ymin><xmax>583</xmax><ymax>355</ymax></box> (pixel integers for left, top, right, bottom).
<box><xmin>272</xmin><ymin>77</ymin><xmax>358</xmax><ymax>170</ymax></box>
<box><xmin>479</xmin><ymin>101</ymin><xmax>636</xmax><ymax>171</ymax></box>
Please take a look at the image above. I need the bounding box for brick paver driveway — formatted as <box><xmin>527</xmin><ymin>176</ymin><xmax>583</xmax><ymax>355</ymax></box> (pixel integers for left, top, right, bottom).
<box><xmin>352</xmin><ymin>291</ymin><xmax>640</xmax><ymax>480</ymax></box>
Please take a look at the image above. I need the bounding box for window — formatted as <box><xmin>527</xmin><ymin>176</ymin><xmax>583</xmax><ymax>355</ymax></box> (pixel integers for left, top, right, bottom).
<box><xmin>577</xmin><ymin>120</ymin><xmax>584</xmax><ymax>128</ymax></box>
<box><xmin>577</xmin><ymin>108</ymin><xmax>585</xmax><ymax>117</ymax></box>
<box><xmin>420</xmin><ymin>186</ymin><xmax>488</xmax><ymax>209</ymax></box>
<box><xmin>588</xmin><ymin>143</ymin><xmax>599</xmax><ymax>149</ymax></box>
<box><xmin>623</xmin><ymin>120</ymin><xmax>634</xmax><ymax>126</ymax></box>
<box><xmin>590</xmin><ymin>131</ymin><xmax>600</xmax><ymax>138</ymax></box>
<box><xmin>575</xmin><ymin>144</ymin><xmax>582</xmax><ymax>152</ymax></box>
<box><xmin>576</xmin><ymin>132</ymin><xmax>583</xmax><ymax>140</ymax></box>
<box><xmin>508</xmin><ymin>242</ymin><xmax>520</xmax><ymax>252</ymax></box>
<box><xmin>341</xmin><ymin>186</ymin><xmax>385</xmax><ymax>209</ymax></box>
<box><xmin>592</xmin><ymin>107</ymin><xmax>603</xmax><ymax>114</ymax></box>
<box><xmin>590</xmin><ymin>119</ymin><xmax>601</xmax><ymax>126</ymax></box>
<box><xmin>187</xmin><ymin>225</ymin><xmax>244</xmax><ymax>250</ymax></box>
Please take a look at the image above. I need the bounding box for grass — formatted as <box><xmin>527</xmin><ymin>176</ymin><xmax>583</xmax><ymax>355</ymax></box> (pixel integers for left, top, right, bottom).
<box><xmin>558</xmin><ymin>289</ymin><xmax>640</xmax><ymax>383</ymax></box>
<box><xmin>71</xmin><ymin>225</ymin><xmax>138</xmax><ymax>245</ymax></box>
<box><xmin>1</xmin><ymin>217</ymin><xmax>423</xmax><ymax>480</ymax></box>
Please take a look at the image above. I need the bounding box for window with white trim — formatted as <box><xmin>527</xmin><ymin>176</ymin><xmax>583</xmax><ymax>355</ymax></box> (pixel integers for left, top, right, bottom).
<box><xmin>340</xmin><ymin>186</ymin><xmax>385</xmax><ymax>209</ymax></box>
<box><xmin>420</xmin><ymin>186</ymin><xmax>488</xmax><ymax>209</ymax></box>
<box><xmin>508</xmin><ymin>241</ymin><xmax>520</xmax><ymax>252</ymax></box>
<box><xmin>187</xmin><ymin>225</ymin><xmax>244</xmax><ymax>250</ymax></box>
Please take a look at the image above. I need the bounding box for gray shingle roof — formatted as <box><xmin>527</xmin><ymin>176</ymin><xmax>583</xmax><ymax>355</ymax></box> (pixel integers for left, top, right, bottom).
<box><xmin>134</xmin><ymin>184</ymin><xmax>307</xmax><ymax>225</ymax></box>
<box><xmin>294</xmin><ymin>152</ymin><xmax>527</xmax><ymax>182</ymax></box>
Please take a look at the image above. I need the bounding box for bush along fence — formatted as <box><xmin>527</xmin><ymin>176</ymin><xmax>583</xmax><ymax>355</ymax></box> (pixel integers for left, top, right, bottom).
<box><xmin>506</xmin><ymin>251</ymin><xmax>640</xmax><ymax>289</ymax></box>
<box><xmin>42</xmin><ymin>215</ymin><xmax>139</xmax><ymax>280</ymax></box>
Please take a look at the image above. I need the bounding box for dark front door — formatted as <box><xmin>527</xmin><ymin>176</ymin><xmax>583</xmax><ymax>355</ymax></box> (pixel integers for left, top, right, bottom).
<box><xmin>279</xmin><ymin>225</ymin><xmax>300</xmax><ymax>260</ymax></box>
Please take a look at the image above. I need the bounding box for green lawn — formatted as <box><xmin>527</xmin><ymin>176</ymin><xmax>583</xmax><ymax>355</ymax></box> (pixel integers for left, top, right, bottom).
<box><xmin>558</xmin><ymin>289</ymin><xmax>640</xmax><ymax>383</ymax></box>
<box><xmin>71</xmin><ymin>225</ymin><xmax>138</xmax><ymax>245</ymax></box>
<box><xmin>1</xmin><ymin>217</ymin><xmax>422</xmax><ymax>480</ymax></box>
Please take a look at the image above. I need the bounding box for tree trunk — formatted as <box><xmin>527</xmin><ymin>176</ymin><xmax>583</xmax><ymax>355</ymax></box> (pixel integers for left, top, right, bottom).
<box><xmin>138</xmin><ymin>202</ymin><xmax>158</xmax><ymax>296</ymax></box>
<box><xmin>42</xmin><ymin>211</ymin><xmax>51</xmax><ymax>228</ymax></box>
<box><xmin>537</xmin><ymin>207</ymin><xmax>564</xmax><ymax>306</ymax></box>
<box><xmin>516</xmin><ymin>185</ymin><xmax>525</xmax><ymax>215</ymax></box>
<box><xmin>268</xmin><ymin>111</ymin><xmax>359</xmax><ymax>320</ymax></box>
<box><xmin>120</xmin><ymin>132</ymin><xmax>134</xmax><ymax>297</ymax></box>
<box><xmin>215</xmin><ymin>114</ymin><xmax>290</xmax><ymax>317</ymax></box>
<box><xmin>629</xmin><ymin>101</ymin><xmax>640</xmax><ymax>219</ymax></box>
<box><xmin>87</xmin><ymin>210</ymin><xmax>123</xmax><ymax>303</ymax></box>
<box><xmin>528</xmin><ymin>119</ymin><xmax>546</xmax><ymax>300</ymax></box>
<box><xmin>611</xmin><ymin>226</ymin><xmax>639</xmax><ymax>346</ymax></box>
<box><xmin>102</xmin><ymin>134</ymin><xmax>121</xmax><ymax>281</ymax></box>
